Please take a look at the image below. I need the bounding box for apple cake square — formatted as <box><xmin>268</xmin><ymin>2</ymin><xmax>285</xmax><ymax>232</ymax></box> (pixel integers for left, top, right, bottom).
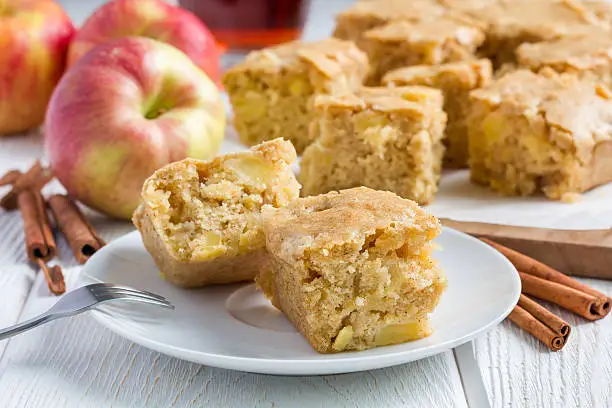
<box><xmin>515</xmin><ymin>30</ymin><xmax>612</xmax><ymax>88</ymax></box>
<box><xmin>299</xmin><ymin>86</ymin><xmax>446</xmax><ymax>205</ymax></box>
<box><xmin>133</xmin><ymin>139</ymin><xmax>300</xmax><ymax>288</ymax></box>
<box><xmin>257</xmin><ymin>187</ymin><xmax>446</xmax><ymax>353</ymax></box>
<box><xmin>383</xmin><ymin>59</ymin><xmax>492</xmax><ymax>168</ymax></box>
<box><xmin>333</xmin><ymin>0</ymin><xmax>447</xmax><ymax>45</ymax></box>
<box><xmin>468</xmin><ymin>69</ymin><xmax>612</xmax><ymax>201</ymax></box>
<box><xmin>360</xmin><ymin>17</ymin><xmax>485</xmax><ymax>85</ymax></box>
<box><xmin>470</xmin><ymin>0</ymin><xmax>605</xmax><ymax>67</ymax></box>
<box><xmin>223</xmin><ymin>38</ymin><xmax>368</xmax><ymax>154</ymax></box>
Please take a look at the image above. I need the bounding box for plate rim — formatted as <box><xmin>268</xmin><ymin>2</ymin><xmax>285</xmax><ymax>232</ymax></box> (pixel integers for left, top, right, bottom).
<box><xmin>84</xmin><ymin>227</ymin><xmax>520</xmax><ymax>375</ymax></box>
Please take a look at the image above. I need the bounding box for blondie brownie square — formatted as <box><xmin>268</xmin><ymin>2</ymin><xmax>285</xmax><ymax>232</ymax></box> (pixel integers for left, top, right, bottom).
<box><xmin>361</xmin><ymin>17</ymin><xmax>485</xmax><ymax>84</ymax></box>
<box><xmin>471</xmin><ymin>0</ymin><xmax>605</xmax><ymax>67</ymax></box>
<box><xmin>383</xmin><ymin>59</ymin><xmax>492</xmax><ymax>168</ymax></box>
<box><xmin>516</xmin><ymin>30</ymin><xmax>612</xmax><ymax>88</ymax></box>
<box><xmin>223</xmin><ymin>38</ymin><xmax>368</xmax><ymax>154</ymax></box>
<box><xmin>133</xmin><ymin>139</ymin><xmax>300</xmax><ymax>288</ymax></box>
<box><xmin>257</xmin><ymin>187</ymin><xmax>446</xmax><ymax>353</ymax></box>
<box><xmin>468</xmin><ymin>69</ymin><xmax>612</xmax><ymax>200</ymax></box>
<box><xmin>299</xmin><ymin>86</ymin><xmax>446</xmax><ymax>205</ymax></box>
<box><xmin>333</xmin><ymin>0</ymin><xmax>447</xmax><ymax>45</ymax></box>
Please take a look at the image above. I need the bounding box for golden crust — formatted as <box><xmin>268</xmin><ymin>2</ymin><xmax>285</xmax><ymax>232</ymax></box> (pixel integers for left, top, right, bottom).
<box><xmin>516</xmin><ymin>30</ymin><xmax>612</xmax><ymax>73</ymax></box>
<box><xmin>314</xmin><ymin>85</ymin><xmax>444</xmax><ymax>114</ymax></box>
<box><xmin>223</xmin><ymin>38</ymin><xmax>369</xmax><ymax>79</ymax></box>
<box><xmin>262</xmin><ymin>187</ymin><xmax>440</xmax><ymax>261</ymax></box>
<box><xmin>470</xmin><ymin>69</ymin><xmax>612</xmax><ymax>154</ymax></box>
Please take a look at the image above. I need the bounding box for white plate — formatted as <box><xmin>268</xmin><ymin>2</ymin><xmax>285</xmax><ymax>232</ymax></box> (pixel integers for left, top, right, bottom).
<box><xmin>80</xmin><ymin>227</ymin><xmax>520</xmax><ymax>376</ymax></box>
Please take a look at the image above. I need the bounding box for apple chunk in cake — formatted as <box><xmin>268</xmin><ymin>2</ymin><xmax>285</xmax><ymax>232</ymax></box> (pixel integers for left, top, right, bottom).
<box><xmin>468</xmin><ymin>70</ymin><xmax>612</xmax><ymax>201</ymax></box>
<box><xmin>223</xmin><ymin>38</ymin><xmax>368</xmax><ymax>154</ymax></box>
<box><xmin>299</xmin><ymin>86</ymin><xmax>446</xmax><ymax>205</ymax></box>
<box><xmin>257</xmin><ymin>187</ymin><xmax>446</xmax><ymax>353</ymax></box>
<box><xmin>133</xmin><ymin>139</ymin><xmax>300</xmax><ymax>288</ymax></box>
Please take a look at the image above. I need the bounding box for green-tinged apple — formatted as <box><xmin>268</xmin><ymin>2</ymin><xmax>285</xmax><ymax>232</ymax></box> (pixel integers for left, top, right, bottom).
<box><xmin>0</xmin><ymin>0</ymin><xmax>74</xmax><ymax>135</ymax></box>
<box><xmin>45</xmin><ymin>37</ymin><xmax>226</xmax><ymax>219</ymax></box>
<box><xmin>67</xmin><ymin>0</ymin><xmax>222</xmax><ymax>85</ymax></box>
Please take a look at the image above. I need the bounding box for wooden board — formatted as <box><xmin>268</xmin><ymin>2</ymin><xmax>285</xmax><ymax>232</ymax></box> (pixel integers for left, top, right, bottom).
<box><xmin>442</xmin><ymin>219</ymin><xmax>612</xmax><ymax>280</ymax></box>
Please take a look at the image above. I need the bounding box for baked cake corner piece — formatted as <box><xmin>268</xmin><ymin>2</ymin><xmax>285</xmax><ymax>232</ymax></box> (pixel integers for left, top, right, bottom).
<box><xmin>257</xmin><ymin>187</ymin><xmax>446</xmax><ymax>353</ymax></box>
<box><xmin>467</xmin><ymin>69</ymin><xmax>612</xmax><ymax>200</ymax></box>
<box><xmin>133</xmin><ymin>138</ymin><xmax>300</xmax><ymax>288</ymax></box>
<box><xmin>222</xmin><ymin>38</ymin><xmax>369</xmax><ymax>154</ymax></box>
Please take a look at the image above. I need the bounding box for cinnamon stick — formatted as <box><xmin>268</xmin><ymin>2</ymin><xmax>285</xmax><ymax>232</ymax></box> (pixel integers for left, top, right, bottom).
<box><xmin>508</xmin><ymin>304</ymin><xmax>566</xmax><ymax>351</ymax></box>
<box><xmin>519</xmin><ymin>272</ymin><xmax>606</xmax><ymax>320</ymax></box>
<box><xmin>18</xmin><ymin>190</ymin><xmax>56</xmax><ymax>262</ymax></box>
<box><xmin>517</xmin><ymin>294</ymin><xmax>570</xmax><ymax>338</ymax></box>
<box><xmin>36</xmin><ymin>258</ymin><xmax>65</xmax><ymax>295</ymax></box>
<box><xmin>48</xmin><ymin>195</ymin><xmax>105</xmax><ymax>264</ymax></box>
<box><xmin>481</xmin><ymin>238</ymin><xmax>610</xmax><ymax>317</ymax></box>
<box><xmin>1</xmin><ymin>161</ymin><xmax>53</xmax><ymax>210</ymax></box>
<box><xmin>0</xmin><ymin>169</ymin><xmax>21</xmax><ymax>186</ymax></box>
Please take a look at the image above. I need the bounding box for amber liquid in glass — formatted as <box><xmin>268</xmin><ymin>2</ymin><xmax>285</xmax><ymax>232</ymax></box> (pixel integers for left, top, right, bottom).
<box><xmin>180</xmin><ymin>0</ymin><xmax>310</xmax><ymax>50</ymax></box>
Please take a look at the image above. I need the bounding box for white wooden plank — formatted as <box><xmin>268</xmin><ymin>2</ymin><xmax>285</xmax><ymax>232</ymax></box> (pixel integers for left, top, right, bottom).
<box><xmin>475</xmin><ymin>279</ymin><xmax>612</xmax><ymax>408</ymax></box>
<box><xmin>0</xmin><ymin>270</ymin><xmax>463</xmax><ymax>408</ymax></box>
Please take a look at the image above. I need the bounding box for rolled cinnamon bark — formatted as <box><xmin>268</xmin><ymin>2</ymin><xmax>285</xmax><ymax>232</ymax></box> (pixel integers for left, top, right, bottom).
<box><xmin>48</xmin><ymin>195</ymin><xmax>105</xmax><ymax>264</ymax></box>
<box><xmin>519</xmin><ymin>272</ymin><xmax>605</xmax><ymax>320</ymax></box>
<box><xmin>18</xmin><ymin>190</ymin><xmax>56</xmax><ymax>262</ymax></box>
<box><xmin>0</xmin><ymin>169</ymin><xmax>21</xmax><ymax>186</ymax></box>
<box><xmin>508</xmin><ymin>304</ymin><xmax>566</xmax><ymax>351</ymax></box>
<box><xmin>36</xmin><ymin>258</ymin><xmax>65</xmax><ymax>295</ymax></box>
<box><xmin>517</xmin><ymin>294</ymin><xmax>570</xmax><ymax>338</ymax></box>
<box><xmin>481</xmin><ymin>238</ymin><xmax>610</xmax><ymax>316</ymax></box>
<box><xmin>1</xmin><ymin>162</ymin><xmax>53</xmax><ymax>210</ymax></box>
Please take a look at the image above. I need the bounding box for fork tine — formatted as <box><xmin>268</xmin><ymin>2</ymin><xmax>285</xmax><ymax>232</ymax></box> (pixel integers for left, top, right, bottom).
<box><xmin>94</xmin><ymin>289</ymin><xmax>174</xmax><ymax>306</ymax></box>
<box><xmin>96</xmin><ymin>292</ymin><xmax>175</xmax><ymax>309</ymax></box>
<box><xmin>90</xmin><ymin>284</ymin><xmax>169</xmax><ymax>302</ymax></box>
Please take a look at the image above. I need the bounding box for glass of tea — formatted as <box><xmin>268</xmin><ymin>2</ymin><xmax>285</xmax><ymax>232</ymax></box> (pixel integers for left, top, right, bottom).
<box><xmin>179</xmin><ymin>0</ymin><xmax>311</xmax><ymax>50</ymax></box>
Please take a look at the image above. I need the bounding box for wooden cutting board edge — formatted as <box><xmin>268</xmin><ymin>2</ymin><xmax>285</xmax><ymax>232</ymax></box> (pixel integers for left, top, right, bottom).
<box><xmin>441</xmin><ymin>219</ymin><xmax>612</xmax><ymax>280</ymax></box>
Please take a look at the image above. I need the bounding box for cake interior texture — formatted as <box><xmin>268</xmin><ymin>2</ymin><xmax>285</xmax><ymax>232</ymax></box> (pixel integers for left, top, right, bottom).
<box><xmin>133</xmin><ymin>139</ymin><xmax>300</xmax><ymax>287</ymax></box>
<box><xmin>383</xmin><ymin>59</ymin><xmax>492</xmax><ymax>168</ymax></box>
<box><xmin>257</xmin><ymin>187</ymin><xmax>446</xmax><ymax>353</ymax></box>
<box><xmin>468</xmin><ymin>69</ymin><xmax>612</xmax><ymax>200</ymax></box>
<box><xmin>299</xmin><ymin>86</ymin><xmax>446</xmax><ymax>205</ymax></box>
<box><xmin>222</xmin><ymin>38</ymin><xmax>368</xmax><ymax>153</ymax></box>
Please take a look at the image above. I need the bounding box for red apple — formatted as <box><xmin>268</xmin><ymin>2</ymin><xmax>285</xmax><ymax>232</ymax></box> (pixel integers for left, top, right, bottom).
<box><xmin>45</xmin><ymin>37</ymin><xmax>226</xmax><ymax>219</ymax></box>
<box><xmin>67</xmin><ymin>0</ymin><xmax>222</xmax><ymax>86</ymax></box>
<box><xmin>0</xmin><ymin>0</ymin><xmax>74</xmax><ymax>135</ymax></box>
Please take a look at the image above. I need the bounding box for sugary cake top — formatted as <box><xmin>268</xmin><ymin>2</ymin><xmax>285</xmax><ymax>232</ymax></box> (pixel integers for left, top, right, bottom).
<box><xmin>364</xmin><ymin>16</ymin><xmax>484</xmax><ymax>45</ymax></box>
<box><xmin>314</xmin><ymin>86</ymin><xmax>444</xmax><ymax>114</ymax></box>
<box><xmin>470</xmin><ymin>0</ymin><xmax>605</xmax><ymax>37</ymax></box>
<box><xmin>335</xmin><ymin>0</ymin><xmax>446</xmax><ymax>25</ymax></box>
<box><xmin>470</xmin><ymin>69</ymin><xmax>612</xmax><ymax>150</ymax></box>
<box><xmin>262</xmin><ymin>187</ymin><xmax>440</xmax><ymax>260</ymax></box>
<box><xmin>224</xmin><ymin>38</ymin><xmax>368</xmax><ymax>79</ymax></box>
<box><xmin>517</xmin><ymin>31</ymin><xmax>612</xmax><ymax>70</ymax></box>
<box><xmin>383</xmin><ymin>59</ymin><xmax>492</xmax><ymax>89</ymax></box>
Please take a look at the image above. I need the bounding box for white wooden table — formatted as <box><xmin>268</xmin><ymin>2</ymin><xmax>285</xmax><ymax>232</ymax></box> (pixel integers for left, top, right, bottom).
<box><xmin>1</xmin><ymin>1</ymin><xmax>612</xmax><ymax>407</ymax></box>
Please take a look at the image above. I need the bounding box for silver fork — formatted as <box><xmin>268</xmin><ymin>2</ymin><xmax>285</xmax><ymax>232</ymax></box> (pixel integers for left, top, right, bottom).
<box><xmin>0</xmin><ymin>283</ymin><xmax>174</xmax><ymax>341</ymax></box>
